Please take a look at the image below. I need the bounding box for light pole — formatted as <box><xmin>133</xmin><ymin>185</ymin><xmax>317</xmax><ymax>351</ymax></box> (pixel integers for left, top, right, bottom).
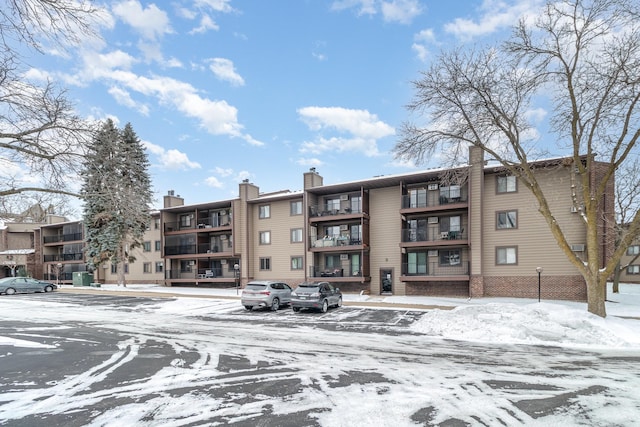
<box><xmin>56</xmin><ymin>263</ymin><xmax>62</xmax><ymax>287</ymax></box>
<box><xmin>536</xmin><ymin>266</ymin><xmax>543</xmax><ymax>302</ymax></box>
<box><xmin>234</xmin><ymin>263</ymin><xmax>240</xmax><ymax>295</ymax></box>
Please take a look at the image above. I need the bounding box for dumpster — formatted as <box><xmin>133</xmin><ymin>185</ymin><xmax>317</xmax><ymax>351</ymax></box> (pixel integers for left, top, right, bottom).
<box><xmin>72</xmin><ymin>271</ymin><xmax>94</xmax><ymax>287</ymax></box>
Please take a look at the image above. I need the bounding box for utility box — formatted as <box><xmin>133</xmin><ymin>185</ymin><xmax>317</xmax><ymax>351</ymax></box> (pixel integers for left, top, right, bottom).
<box><xmin>73</xmin><ymin>272</ymin><xmax>94</xmax><ymax>287</ymax></box>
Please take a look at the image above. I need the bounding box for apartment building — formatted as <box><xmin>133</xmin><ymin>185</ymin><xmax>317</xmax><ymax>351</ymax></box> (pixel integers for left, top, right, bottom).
<box><xmin>161</xmin><ymin>147</ymin><xmax>614</xmax><ymax>301</ymax></box>
<box><xmin>40</xmin><ymin>213</ymin><xmax>163</xmax><ymax>285</ymax></box>
<box><xmin>619</xmin><ymin>237</ymin><xmax>640</xmax><ymax>284</ymax></box>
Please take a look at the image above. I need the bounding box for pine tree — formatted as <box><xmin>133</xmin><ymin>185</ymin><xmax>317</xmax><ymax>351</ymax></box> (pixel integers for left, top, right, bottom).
<box><xmin>81</xmin><ymin>120</ymin><xmax>153</xmax><ymax>286</ymax></box>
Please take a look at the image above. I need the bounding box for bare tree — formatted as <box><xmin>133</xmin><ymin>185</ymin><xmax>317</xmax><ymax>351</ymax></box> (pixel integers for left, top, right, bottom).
<box><xmin>394</xmin><ymin>0</ymin><xmax>640</xmax><ymax>317</ymax></box>
<box><xmin>0</xmin><ymin>1</ymin><xmax>100</xmax><ymax>212</ymax></box>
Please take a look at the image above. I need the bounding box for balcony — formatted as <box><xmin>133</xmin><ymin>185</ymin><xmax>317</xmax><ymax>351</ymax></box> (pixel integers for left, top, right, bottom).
<box><xmin>164</xmin><ymin>219</ymin><xmax>231</xmax><ymax>232</ymax></box>
<box><xmin>309</xmin><ymin>265</ymin><xmax>363</xmax><ymax>279</ymax></box>
<box><xmin>165</xmin><ymin>243</ymin><xmax>232</xmax><ymax>256</ymax></box>
<box><xmin>401</xmin><ymin>193</ymin><xmax>468</xmax><ymax>210</ymax></box>
<box><xmin>401</xmin><ymin>262</ymin><xmax>469</xmax><ymax>281</ymax></box>
<box><xmin>43</xmin><ymin>233</ymin><xmax>83</xmax><ymax>244</ymax></box>
<box><xmin>310</xmin><ymin>236</ymin><xmax>363</xmax><ymax>250</ymax></box>
<box><xmin>401</xmin><ymin>229</ymin><xmax>467</xmax><ymax>244</ymax></box>
<box><xmin>44</xmin><ymin>253</ymin><xmax>84</xmax><ymax>262</ymax></box>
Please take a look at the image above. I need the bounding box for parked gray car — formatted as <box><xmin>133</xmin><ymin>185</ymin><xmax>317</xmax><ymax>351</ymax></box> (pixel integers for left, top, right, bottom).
<box><xmin>291</xmin><ymin>281</ymin><xmax>342</xmax><ymax>313</ymax></box>
<box><xmin>241</xmin><ymin>281</ymin><xmax>293</xmax><ymax>311</ymax></box>
<box><xmin>0</xmin><ymin>277</ymin><xmax>57</xmax><ymax>295</ymax></box>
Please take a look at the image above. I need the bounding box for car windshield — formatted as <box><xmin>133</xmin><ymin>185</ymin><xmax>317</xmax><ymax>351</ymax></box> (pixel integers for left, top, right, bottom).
<box><xmin>245</xmin><ymin>284</ymin><xmax>267</xmax><ymax>290</ymax></box>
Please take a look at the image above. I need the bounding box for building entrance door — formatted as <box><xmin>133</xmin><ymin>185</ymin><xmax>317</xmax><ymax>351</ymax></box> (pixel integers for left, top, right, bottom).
<box><xmin>380</xmin><ymin>268</ymin><xmax>392</xmax><ymax>294</ymax></box>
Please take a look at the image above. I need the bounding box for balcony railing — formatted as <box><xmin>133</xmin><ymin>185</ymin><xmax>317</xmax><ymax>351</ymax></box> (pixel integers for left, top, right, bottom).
<box><xmin>165</xmin><ymin>244</ymin><xmax>232</xmax><ymax>256</ymax></box>
<box><xmin>165</xmin><ymin>219</ymin><xmax>232</xmax><ymax>232</ymax></box>
<box><xmin>43</xmin><ymin>233</ymin><xmax>83</xmax><ymax>244</ymax></box>
<box><xmin>309</xmin><ymin>265</ymin><xmax>362</xmax><ymax>278</ymax></box>
<box><xmin>401</xmin><ymin>194</ymin><xmax>468</xmax><ymax>209</ymax></box>
<box><xmin>310</xmin><ymin>236</ymin><xmax>362</xmax><ymax>248</ymax></box>
<box><xmin>401</xmin><ymin>261</ymin><xmax>469</xmax><ymax>277</ymax></box>
<box><xmin>44</xmin><ymin>253</ymin><xmax>84</xmax><ymax>262</ymax></box>
<box><xmin>401</xmin><ymin>229</ymin><xmax>466</xmax><ymax>242</ymax></box>
<box><xmin>309</xmin><ymin>206</ymin><xmax>362</xmax><ymax>217</ymax></box>
<box><xmin>165</xmin><ymin>268</ymin><xmax>236</xmax><ymax>280</ymax></box>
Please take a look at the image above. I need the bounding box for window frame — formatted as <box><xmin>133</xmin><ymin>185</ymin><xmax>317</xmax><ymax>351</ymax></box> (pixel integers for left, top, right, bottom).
<box><xmin>291</xmin><ymin>256</ymin><xmax>303</xmax><ymax>270</ymax></box>
<box><xmin>627</xmin><ymin>245</ymin><xmax>640</xmax><ymax>255</ymax></box>
<box><xmin>496</xmin><ymin>175</ymin><xmax>517</xmax><ymax>194</ymax></box>
<box><xmin>496</xmin><ymin>210</ymin><xmax>518</xmax><ymax>229</ymax></box>
<box><xmin>259</xmin><ymin>204</ymin><xmax>271</xmax><ymax>219</ymax></box>
<box><xmin>143</xmin><ymin>262</ymin><xmax>151</xmax><ymax>273</ymax></box>
<box><xmin>496</xmin><ymin>246</ymin><xmax>518</xmax><ymax>265</ymax></box>
<box><xmin>627</xmin><ymin>265</ymin><xmax>640</xmax><ymax>274</ymax></box>
<box><xmin>291</xmin><ymin>228</ymin><xmax>303</xmax><ymax>243</ymax></box>
<box><xmin>143</xmin><ymin>241</ymin><xmax>151</xmax><ymax>252</ymax></box>
<box><xmin>290</xmin><ymin>201</ymin><xmax>303</xmax><ymax>216</ymax></box>
<box><xmin>259</xmin><ymin>230</ymin><xmax>271</xmax><ymax>245</ymax></box>
<box><xmin>259</xmin><ymin>257</ymin><xmax>271</xmax><ymax>271</ymax></box>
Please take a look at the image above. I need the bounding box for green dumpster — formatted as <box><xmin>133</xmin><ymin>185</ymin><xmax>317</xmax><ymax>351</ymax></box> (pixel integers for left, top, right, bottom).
<box><xmin>72</xmin><ymin>272</ymin><xmax>94</xmax><ymax>287</ymax></box>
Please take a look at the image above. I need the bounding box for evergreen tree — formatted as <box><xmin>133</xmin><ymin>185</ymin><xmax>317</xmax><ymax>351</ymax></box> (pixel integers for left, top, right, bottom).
<box><xmin>81</xmin><ymin>120</ymin><xmax>153</xmax><ymax>286</ymax></box>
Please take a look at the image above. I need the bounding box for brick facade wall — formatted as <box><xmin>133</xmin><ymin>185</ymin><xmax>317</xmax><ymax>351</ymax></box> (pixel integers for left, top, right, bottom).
<box><xmin>483</xmin><ymin>275</ymin><xmax>587</xmax><ymax>301</ymax></box>
<box><xmin>405</xmin><ymin>281</ymin><xmax>469</xmax><ymax>297</ymax></box>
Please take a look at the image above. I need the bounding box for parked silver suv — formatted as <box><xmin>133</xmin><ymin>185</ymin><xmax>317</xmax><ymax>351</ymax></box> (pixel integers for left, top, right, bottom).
<box><xmin>291</xmin><ymin>281</ymin><xmax>342</xmax><ymax>313</ymax></box>
<box><xmin>241</xmin><ymin>281</ymin><xmax>292</xmax><ymax>311</ymax></box>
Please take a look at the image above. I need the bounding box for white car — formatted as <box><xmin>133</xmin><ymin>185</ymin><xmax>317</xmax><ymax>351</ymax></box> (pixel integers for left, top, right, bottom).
<box><xmin>241</xmin><ymin>281</ymin><xmax>293</xmax><ymax>311</ymax></box>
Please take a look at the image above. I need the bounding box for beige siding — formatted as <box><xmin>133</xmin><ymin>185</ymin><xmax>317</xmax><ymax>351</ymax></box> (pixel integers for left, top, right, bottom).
<box><xmin>251</xmin><ymin>197</ymin><xmax>305</xmax><ymax>283</ymax></box>
<box><xmin>482</xmin><ymin>167</ymin><xmax>585</xmax><ymax>276</ymax></box>
<box><xmin>369</xmin><ymin>187</ymin><xmax>403</xmax><ymax>294</ymax></box>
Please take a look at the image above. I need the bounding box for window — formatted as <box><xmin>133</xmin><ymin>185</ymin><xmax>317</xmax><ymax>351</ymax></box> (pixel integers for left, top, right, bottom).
<box><xmin>143</xmin><ymin>262</ymin><xmax>151</xmax><ymax>273</ymax></box>
<box><xmin>326</xmin><ymin>198</ymin><xmax>340</xmax><ymax>211</ymax></box>
<box><xmin>143</xmin><ymin>241</ymin><xmax>151</xmax><ymax>252</ymax></box>
<box><xmin>627</xmin><ymin>245</ymin><xmax>640</xmax><ymax>255</ymax></box>
<box><xmin>154</xmin><ymin>217</ymin><xmax>160</xmax><ymax>229</ymax></box>
<box><xmin>259</xmin><ymin>205</ymin><xmax>270</xmax><ymax>219</ymax></box>
<box><xmin>628</xmin><ymin>265</ymin><xmax>640</xmax><ymax>274</ymax></box>
<box><xmin>260</xmin><ymin>257</ymin><xmax>271</xmax><ymax>270</ymax></box>
<box><xmin>439</xmin><ymin>250</ymin><xmax>460</xmax><ymax>266</ymax></box>
<box><xmin>497</xmin><ymin>175</ymin><xmax>517</xmax><ymax>193</ymax></box>
<box><xmin>111</xmin><ymin>264</ymin><xmax>117</xmax><ymax>274</ymax></box>
<box><xmin>259</xmin><ymin>231</ymin><xmax>271</xmax><ymax>245</ymax></box>
<box><xmin>408</xmin><ymin>252</ymin><xmax>428</xmax><ymax>274</ymax></box>
<box><xmin>155</xmin><ymin>262</ymin><xmax>163</xmax><ymax>273</ymax></box>
<box><xmin>440</xmin><ymin>185</ymin><xmax>461</xmax><ymax>200</ymax></box>
<box><xmin>179</xmin><ymin>214</ymin><xmax>192</xmax><ymax>227</ymax></box>
<box><xmin>496</xmin><ymin>247</ymin><xmax>517</xmax><ymax>265</ymax></box>
<box><xmin>155</xmin><ymin>240</ymin><xmax>161</xmax><ymax>251</ymax></box>
<box><xmin>350</xmin><ymin>196</ymin><xmax>362</xmax><ymax>213</ymax></box>
<box><xmin>324</xmin><ymin>225</ymin><xmax>341</xmax><ymax>238</ymax></box>
<box><xmin>291</xmin><ymin>256</ymin><xmax>303</xmax><ymax>270</ymax></box>
<box><xmin>290</xmin><ymin>201</ymin><xmax>303</xmax><ymax>215</ymax></box>
<box><xmin>440</xmin><ymin>216</ymin><xmax>461</xmax><ymax>232</ymax></box>
<box><xmin>291</xmin><ymin>228</ymin><xmax>303</xmax><ymax>243</ymax></box>
<box><xmin>409</xmin><ymin>188</ymin><xmax>427</xmax><ymax>208</ymax></box>
<box><xmin>497</xmin><ymin>210</ymin><xmax>517</xmax><ymax>229</ymax></box>
<box><xmin>180</xmin><ymin>260</ymin><xmax>193</xmax><ymax>272</ymax></box>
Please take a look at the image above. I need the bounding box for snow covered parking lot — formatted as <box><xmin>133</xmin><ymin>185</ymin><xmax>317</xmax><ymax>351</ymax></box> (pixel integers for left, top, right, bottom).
<box><xmin>0</xmin><ymin>284</ymin><xmax>639</xmax><ymax>426</ymax></box>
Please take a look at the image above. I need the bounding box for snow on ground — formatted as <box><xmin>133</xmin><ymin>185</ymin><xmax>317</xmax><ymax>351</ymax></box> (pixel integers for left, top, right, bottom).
<box><xmin>57</xmin><ymin>281</ymin><xmax>640</xmax><ymax>350</ymax></box>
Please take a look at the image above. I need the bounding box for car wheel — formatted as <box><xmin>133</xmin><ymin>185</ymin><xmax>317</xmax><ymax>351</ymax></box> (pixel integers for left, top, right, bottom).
<box><xmin>44</xmin><ymin>285</ymin><xmax>53</xmax><ymax>293</ymax></box>
<box><xmin>292</xmin><ymin>307</ymin><xmax>300</xmax><ymax>312</ymax></box>
<box><xmin>321</xmin><ymin>299</ymin><xmax>328</xmax><ymax>313</ymax></box>
<box><xmin>244</xmin><ymin>305</ymin><xmax>253</xmax><ymax>311</ymax></box>
<box><xmin>271</xmin><ymin>298</ymin><xmax>280</xmax><ymax>311</ymax></box>
<box><xmin>336</xmin><ymin>296</ymin><xmax>343</xmax><ymax>307</ymax></box>
<box><xmin>5</xmin><ymin>288</ymin><xmax>16</xmax><ymax>295</ymax></box>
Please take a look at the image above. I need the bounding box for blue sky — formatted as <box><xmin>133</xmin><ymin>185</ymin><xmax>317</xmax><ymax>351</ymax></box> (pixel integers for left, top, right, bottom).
<box><xmin>25</xmin><ymin>0</ymin><xmax>548</xmax><ymax>209</ymax></box>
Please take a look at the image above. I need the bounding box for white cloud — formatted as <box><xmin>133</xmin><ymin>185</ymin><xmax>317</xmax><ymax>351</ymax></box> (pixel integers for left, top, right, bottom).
<box><xmin>444</xmin><ymin>0</ymin><xmax>543</xmax><ymax>40</ymax></box>
<box><xmin>214</xmin><ymin>167</ymin><xmax>234</xmax><ymax>177</ymax></box>
<box><xmin>108</xmin><ymin>86</ymin><xmax>150</xmax><ymax>116</ymax></box>
<box><xmin>189</xmin><ymin>14</ymin><xmax>220</xmax><ymax>34</ymax></box>
<box><xmin>143</xmin><ymin>141</ymin><xmax>201</xmax><ymax>170</ymax></box>
<box><xmin>204</xmin><ymin>176</ymin><xmax>223</xmax><ymax>188</ymax></box>
<box><xmin>236</xmin><ymin>170</ymin><xmax>251</xmax><ymax>182</ymax></box>
<box><xmin>297</xmin><ymin>106</ymin><xmax>395</xmax><ymax>157</ymax></box>
<box><xmin>208</xmin><ymin>58</ymin><xmax>245</xmax><ymax>86</ymax></box>
<box><xmin>296</xmin><ymin>157</ymin><xmax>324</xmax><ymax>167</ymax></box>
<box><xmin>22</xmin><ymin>68</ymin><xmax>52</xmax><ymax>82</ymax></box>
<box><xmin>112</xmin><ymin>0</ymin><xmax>173</xmax><ymax>41</ymax></box>
<box><xmin>194</xmin><ymin>0</ymin><xmax>235</xmax><ymax>13</ymax></box>
<box><xmin>381</xmin><ymin>0</ymin><xmax>422</xmax><ymax>24</ymax></box>
<box><xmin>331</xmin><ymin>0</ymin><xmax>377</xmax><ymax>16</ymax></box>
<box><xmin>412</xmin><ymin>28</ymin><xmax>435</xmax><ymax>62</ymax></box>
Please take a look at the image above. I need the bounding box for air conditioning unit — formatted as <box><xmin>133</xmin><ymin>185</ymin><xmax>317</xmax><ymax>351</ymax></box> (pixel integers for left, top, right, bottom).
<box><xmin>428</xmin><ymin>217</ymin><xmax>439</xmax><ymax>224</ymax></box>
<box><xmin>570</xmin><ymin>206</ymin><xmax>578</xmax><ymax>213</ymax></box>
<box><xmin>340</xmin><ymin>254</ymin><xmax>349</xmax><ymax>260</ymax></box>
<box><xmin>571</xmin><ymin>244</ymin><xmax>585</xmax><ymax>252</ymax></box>
<box><xmin>340</xmin><ymin>224</ymin><xmax>349</xmax><ymax>231</ymax></box>
<box><xmin>189</xmin><ymin>260</ymin><xmax>196</xmax><ymax>266</ymax></box>
<box><xmin>340</xmin><ymin>194</ymin><xmax>349</xmax><ymax>201</ymax></box>
<box><xmin>220</xmin><ymin>210</ymin><xmax>226</xmax><ymax>215</ymax></box>
<box><xmin>428</xmin><ymin>250</ymin><xmax>438</xmax><ymax>257</ymax></box>
<box><xmin>221</xmin><ymin>259</ymin><xmax>227</xmax><ymax>265</ymax></box>
<box><xmin>220</xmin><ymin>235</ymin><xmax>227</xmax><ymax>240</ymax></box>
<box><xmin>428</xmin><ymin>183</ymin><xmax>439</xmax><ymax>190</ymax></box>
